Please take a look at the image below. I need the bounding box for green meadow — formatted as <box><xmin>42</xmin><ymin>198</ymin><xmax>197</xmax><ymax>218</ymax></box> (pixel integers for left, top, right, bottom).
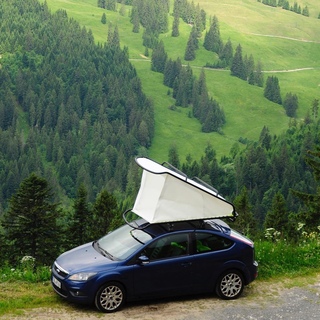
<box><xmin>43</xmin><ymin>0</ymin><xmax>320</xmax><ymax>161</ymax></box>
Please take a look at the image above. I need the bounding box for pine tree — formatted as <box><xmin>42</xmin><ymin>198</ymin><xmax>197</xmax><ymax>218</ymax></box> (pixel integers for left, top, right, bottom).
<box><xmin>230</xmin><ymin>44</ymin><xmax>246</xmax><ymax>80</ymax></box>
<box><xmin>292</xmin><ymin>148</ymin><xmax>320</xmax><ymax>231</ymax></box>
<box><xmin>91</xmin><ymin>189</ymin><xmax>118</xmax><ymax>239</ymax></box>
<box><xmin>69</xmin><ymin>184</ymin><xmax>91</xmax><ymax>247</ymax></box>
<box><xmin>311</xmin><ymin>99</ymin><xmax>319</xmax><ymax>119</ymax></box>
<box><xmin>219</xmin><ymin>38</ymin><xmax>233</xmax><ymax>67</ymax></box>
<box><xmin>184</xmin><ymin>26</ymin><xmax>198</xmax><ymax>61</ymax></box>
<box><xmin>168</xmin><ymin>144</ymin><xmax>180</xmax><ymax>169</ymax></box>
<box><xmin>283</xmin><ymin>92</ymin><xmax>298</xmax><ymax>117</ymax></box>
<box><xmin>231</xmin><ymin>187</ymin><xmax>257</xmax><ymax>237</ymax></box>
<box><xmin>101</xmin><ymin>12</ymin><xmax>107</xmax><ymax>24</ymax></box>
<box><xmin>264</xmin><ymin>192</ymin><xmax>289</xmax><ymax>237</ymax></box>
<box><xmin>172</xmin><ymin>10</ymin><xmax>180</xmax><ymax>37</ymax></box>
<box><xmin>131</xmin><ymin>6</ymin><xmax>140</xmax><ymax>33</ymax></box>
<box><xmin>254</xmin><ymin>60</ymin><xmax>264</xmax><ymax>87</ymax></box>
<box><xmin>203</xmin><ymin>16</ymin><xmax>222</xmax><ymax>54</ymax></box>
<box><xmin>151</xmin><ymin>40</ymin><xmax>167</xmax><ymax>73</ymax></box>
<box><xmin>264</xmin><ymin>76</ymin><xmax>282</xmax><ymax>104</ymax></box>
<box><xmin>1</xmin><ymin>173</ymin><xmax>59</xmax><ymax>266</ymax></box>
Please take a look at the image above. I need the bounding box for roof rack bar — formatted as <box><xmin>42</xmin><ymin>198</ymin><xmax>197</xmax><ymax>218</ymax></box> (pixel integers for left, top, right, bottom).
<box><xmin>162</xmin><ymin>161</ymin><xmax>187</xmax><ymax>180</ymax></box>
<box><xmin>191</xmin><ymin>176</ymin><xmax>219</xmax><ymax>196</ymax></box>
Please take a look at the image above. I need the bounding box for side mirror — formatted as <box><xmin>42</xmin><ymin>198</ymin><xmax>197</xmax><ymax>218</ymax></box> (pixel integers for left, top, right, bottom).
<box><xmin>138</xmin><ymin>255</ymin><xmax>150</xmax><ymax>265</ymax></box>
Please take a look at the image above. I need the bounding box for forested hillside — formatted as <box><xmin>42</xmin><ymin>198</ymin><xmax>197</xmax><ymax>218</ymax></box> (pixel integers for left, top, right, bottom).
<box><xmin>0</xmin><ymin>0</ymin><xmax>320</xmax><ymax>268</ymax></box>
<box><xmin>0</xmin><ymin>0</ymin><xmax>154</xmax><ymax>207</ymax></box>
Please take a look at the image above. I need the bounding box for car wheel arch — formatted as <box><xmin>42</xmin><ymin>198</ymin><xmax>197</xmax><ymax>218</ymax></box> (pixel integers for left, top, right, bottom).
<box><xmin>215</xmin><ymin>268</ymin><xmax>245</xmax><ymax>300</ymax></box>
<box><xmin>94</xmin><ymin>280</ymin><xmax>127</xmax><ymax>313</ymax></box>
<box><xmin>220</xmin><ymin>260</ymin><xmax>250</xmax><ymax>284</ymax></box>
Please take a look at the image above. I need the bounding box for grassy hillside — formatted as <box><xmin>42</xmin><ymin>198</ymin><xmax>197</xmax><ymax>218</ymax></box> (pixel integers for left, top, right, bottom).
<box><xmin>42</xmin><ymin>0</ymin><xmax>320</xmax><ymax>161</ymax></box>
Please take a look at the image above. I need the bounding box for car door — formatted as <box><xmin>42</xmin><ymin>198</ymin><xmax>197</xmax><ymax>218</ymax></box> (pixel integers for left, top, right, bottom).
<box><xmin>190</xmin><ymin>231</ymin><xmax>234</xmax><ymax>293</ymax></box>
<box><xmin>132</xmin><ymin>232</ymin><xmax>194</xmax><ymax>298</ymax></box>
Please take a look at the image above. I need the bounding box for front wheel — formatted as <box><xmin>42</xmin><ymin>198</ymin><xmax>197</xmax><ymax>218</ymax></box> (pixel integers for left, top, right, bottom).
<box><xmin>216</xmin><ymin>270</ymin><xmax>244</xmax><ymax>300</ymax></box>
<box><xmin>95</xmin><ymin>282</ymin><xmax>126</xmax><ymax>313</ymax></box>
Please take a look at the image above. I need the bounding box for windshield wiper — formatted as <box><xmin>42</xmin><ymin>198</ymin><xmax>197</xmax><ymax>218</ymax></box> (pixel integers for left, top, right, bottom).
<box><xmin>96</xmin><ymin>241</ymin><xmax>114</xmax><ymax>260</ymax></box>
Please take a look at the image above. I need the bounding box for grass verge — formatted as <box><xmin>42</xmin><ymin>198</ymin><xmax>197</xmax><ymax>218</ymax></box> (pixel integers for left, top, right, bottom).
<box><xmin>1</xmin><ymin>238</ymin><xmax>320</xmax><ymax>316</ymax></box>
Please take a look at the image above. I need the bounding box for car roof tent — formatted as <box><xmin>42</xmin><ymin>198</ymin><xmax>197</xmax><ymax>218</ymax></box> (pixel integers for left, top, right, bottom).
<box><xmin>131</xmin><ymin>157</ymin><xmax>237</xmax><ymax>224</ymax></box>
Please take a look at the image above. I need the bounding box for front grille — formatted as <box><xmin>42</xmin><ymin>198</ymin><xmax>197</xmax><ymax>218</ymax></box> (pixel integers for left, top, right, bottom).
<box><xmin>53</xmin><ymin>262</ymin><xmax>69</xmax><ymax>278</ymax></box>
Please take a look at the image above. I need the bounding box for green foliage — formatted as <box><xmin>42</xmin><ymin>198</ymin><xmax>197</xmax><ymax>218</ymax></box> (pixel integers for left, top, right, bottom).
<box><xmin>184</xmin><ymin>26</ymin><xmax>198</xmax><ymax>61</ymax></box>
<box><xmin>151</xmin><ymin>40</ymin><xmax>167</xmax><ymax>72</ymax></box>
<box><xmin>255</xmin><ymin>236</ymin><xmax>320</xmax><ymax>279</ymax></box>
<box><xmin>203</xmin><ymin>15</ymin><xmax>222</xmax><ymax>54</ymax></box>
<box><xmin>264</xmin><ymin>76</ymin><xmax>282</xmax><ymax>104</ymax></box>
<box><xmin>231</xmin><ymin>187</ymin><xmax>257</xmax><ymax>238</ymax></box>
<box><xmin>0</xmin><ymin>262</ymin><xmax>51</xmax><ymax>283</ymax></box>
<box><xmin>230</xmin><ymin>44</ymin><xmax>246</xmax><ymax>80</ymax></box>
<box><xmin>0</xmin><ymin>0</ymin><xmax>154</xmax><ymax>207</ymax></box>
<box><xmin>1</xmin><ymin>173</ymin><xmax>60</xmax><ymax>266</ymax></box>
<box><xmin>264</xmin><ymin>192</ymin><xmax>289</xmax><ymax>236</ymax></box>
<box><xmin>69</xmin><ymin>184</ymin><xmax>91</xmax><ymax>247</ymax></box>
<box><xmin>101</xmin><ymin>12</ymin><xmax>107</xmax><ymax>24</ymax></box>
<box><xmin>292</xmin><ymin>148</ymin><xmax>320</xmax><ymax>231</ymax></box>
<box><xmin>283</xmin><ymin>92</ymin><xmax>298</xmax><ymax>117</ymax></box>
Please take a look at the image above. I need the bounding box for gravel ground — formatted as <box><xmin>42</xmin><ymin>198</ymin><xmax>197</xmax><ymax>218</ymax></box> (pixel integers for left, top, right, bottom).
<box><xmin>2</xmin><ymin>275</ymin><xmax>320</xmax><ymax>320</ymax></box>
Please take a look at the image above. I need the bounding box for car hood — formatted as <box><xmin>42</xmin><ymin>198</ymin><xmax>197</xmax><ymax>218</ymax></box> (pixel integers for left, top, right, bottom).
<box><xmin>56</xmin><ymin>242</ymin><xmax>118</xmax><ymax>274</ymax></box>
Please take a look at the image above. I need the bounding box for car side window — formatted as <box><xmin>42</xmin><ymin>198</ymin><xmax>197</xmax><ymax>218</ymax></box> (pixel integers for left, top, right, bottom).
<box><xmin>195</xmin><ymin>232</ymin><xmax>233</xmax><ymax>253</ymax></box>
<box><xmin>144</xmin><ymin>233</ymin><xmax>188</xmax><ymax>261</ymax></box>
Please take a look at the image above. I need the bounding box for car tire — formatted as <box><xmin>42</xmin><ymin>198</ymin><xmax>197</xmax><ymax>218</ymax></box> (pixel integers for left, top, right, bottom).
<box><xmin>216</xmin><ymin>270</ymin><xmax>244</xmax><ymax>300</ymax></box>
<box><xmin>95</xmin><ymin>282</ymin><xmax>126</xmax><ymax>313</ymax></box>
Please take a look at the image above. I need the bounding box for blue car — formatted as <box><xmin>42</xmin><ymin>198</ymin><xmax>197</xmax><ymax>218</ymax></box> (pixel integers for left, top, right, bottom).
<box><xmin>51</xmin><ymin>158</ymin><xmax>258</xmax><ymax>312</ymax></box>
<box><xmin>51</xmin><ymin>218</ymin><xmax>257</xmax><ymax>312</ymax></box>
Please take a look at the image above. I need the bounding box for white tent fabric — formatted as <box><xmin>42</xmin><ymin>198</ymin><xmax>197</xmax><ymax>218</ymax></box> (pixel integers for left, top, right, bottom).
<box><xmin>132</xmin><ymin>157</ymin><xmax>235</xmax><ymax>224</ymax></box>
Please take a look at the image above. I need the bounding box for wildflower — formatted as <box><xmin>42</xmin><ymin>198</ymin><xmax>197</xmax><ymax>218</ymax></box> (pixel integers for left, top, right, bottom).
<box><xmin>297</xmin><ymin>222</ymin><xmax>305</xmax><ymax>231</ymax></box>
<box><xmin>21</xmin><ymin>256</ymin><xmax>35</xmax><ymax>263</ymax></box>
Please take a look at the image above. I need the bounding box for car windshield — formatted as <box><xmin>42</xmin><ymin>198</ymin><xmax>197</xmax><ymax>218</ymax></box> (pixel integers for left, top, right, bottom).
<box><xmin>97</xmin><ymin>224</ymin><xmax>152</xmax><ymax>260</ymax></box>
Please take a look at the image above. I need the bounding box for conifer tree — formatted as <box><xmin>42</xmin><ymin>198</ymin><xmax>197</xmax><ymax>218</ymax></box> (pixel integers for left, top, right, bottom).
<box><xmin>264</xmin><ymin>192</ymin><xmax>289</xmax><ymax>238</ymax></box>
<box><xmin>151</xmin><ymin>40</ymin><xmax>167</xmax><ymax>73</ymax></box>
<box><xmin>264</xmin><ymin>76</ymin><xmax>282</xmax><ymax>104</ymax></box>
<box><xmin>311</xmin><ymin>99</ymin><xmax>319</xmax><ymax>119</ymax></box>
<box><xmin>231</xmin><ymin>187</ymin><xmax>257</xmax><ymax>237</ymax></box>
<box><xmin>168</xmin><ymin>144</ymin><xmax>180</xmax><ymax>169</ymax></box>
<box><xmin>293</xmin><ymin>148</ymin><xmax>320</xmax><ymax>231</ymax></box>
<box><xmin>219</xmin><ymin>38</ymin><xmax>233</xmax><ymax>67</ymax></box>
<box><xmin>254</xmin><ymin>60</ymin><xmax>264</xmax><ymax>87</ymax></box>
<box><xmin>172</xmin><ymin>10</ymin><xmax>180</xmax><ymax>37</ymax></box>
<box><xmin>91</xmin><ymin>189</ymin><xmax>118</xmax><ymax>239</ymax></box>
<box><xmin>131</xmin><ymin>6</ymin><xmax>140</xmax><ymax>33</ymax></box>
<box><xmin>1</xmin><ymin>173</ymin><xmax>59</xmax><ymax>265</ymax></box>
<box><xmin>283</xmin><ymin>92</ymin><xmax>298</xmax><ymax>117</ymax></box>
<box><xmin>184</xmin><ymin>26</ymin><xmax>198</xmax><ymax>61</ymax></box>
<box><xmin>230</xmin><ymin>44</ymin><xmax>246</xmax><ymax>80</ymax></box>
<box><xmin>101</xmin><ymin>12</ymin><xmax>107</xmax><ymax>24</ymax></box>
<box><xmin>203</xmin><ymin>16</ymin><xmax>222</xmax><ymax>54</ymax></box>
<box><xmin>69</xmin><ymin>184</ymin><xmax>91</xmax><ymax>247</ymax></box>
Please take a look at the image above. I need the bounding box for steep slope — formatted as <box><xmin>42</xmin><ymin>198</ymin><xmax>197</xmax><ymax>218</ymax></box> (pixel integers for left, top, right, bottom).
<box><xmin>43</xmin><ymin>0</ymin><xmax>320</xmax><ymax>161</ymax></box>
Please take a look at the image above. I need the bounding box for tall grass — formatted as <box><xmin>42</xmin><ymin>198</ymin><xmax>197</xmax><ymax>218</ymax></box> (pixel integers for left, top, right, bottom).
<box><xmin>255</xmin><ymin>229</ymin><xmax>320</xmax><ymax>280</ymax></box>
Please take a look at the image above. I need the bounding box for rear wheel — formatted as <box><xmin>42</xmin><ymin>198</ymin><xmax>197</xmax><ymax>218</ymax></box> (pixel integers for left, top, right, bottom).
<box><xmin>95</xmin><ymin>282</ymin><xmax>125</xmax><ymax>313</ymax></box>
<box><xmin>216</xmin><ymin>270</ymin><xmax>244</xmax><ymax>300</ymax></box>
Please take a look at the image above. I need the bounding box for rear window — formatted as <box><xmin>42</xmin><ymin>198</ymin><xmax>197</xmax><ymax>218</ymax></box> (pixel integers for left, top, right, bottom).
<box><xmin>195</xmin><ymin>232</ymin><xmax>233</xmax><ymax>253</ymax></box>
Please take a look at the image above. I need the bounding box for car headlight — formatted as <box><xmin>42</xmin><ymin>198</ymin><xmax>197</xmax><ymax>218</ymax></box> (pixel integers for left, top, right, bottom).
<box><xmin>69</xmin><ymin>272</ymin><xmax>97</xmax><ymax>281</ymax></box>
